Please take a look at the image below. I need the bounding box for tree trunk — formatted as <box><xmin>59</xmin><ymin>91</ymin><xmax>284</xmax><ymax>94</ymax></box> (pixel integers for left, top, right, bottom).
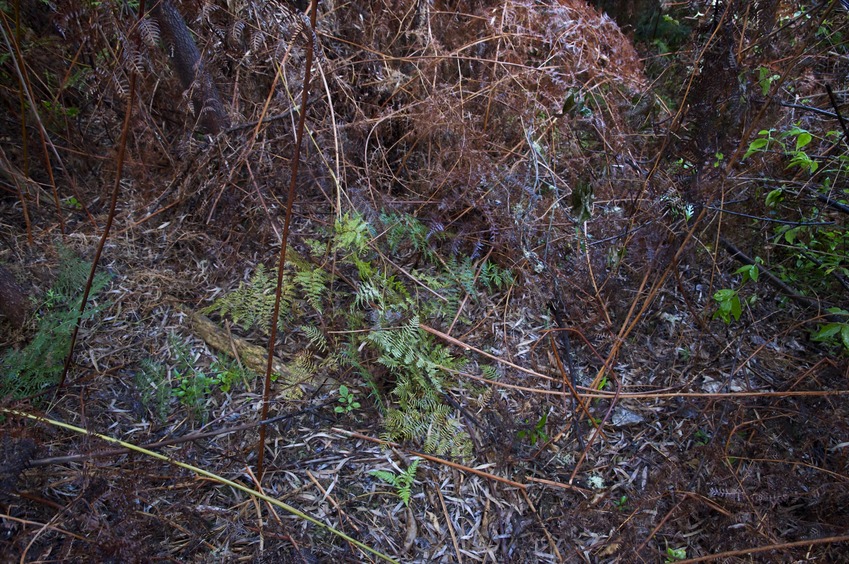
<box><xmin>149</xmin><ymin>1</ymin><xmax>229</xmax><ymax>134</ymax></box>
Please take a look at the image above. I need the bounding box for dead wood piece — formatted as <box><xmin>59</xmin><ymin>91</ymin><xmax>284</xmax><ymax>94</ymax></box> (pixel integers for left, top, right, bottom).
<box><xmin>178</xmin><ymin>304</ymin><xmax>291</xmax><ymax>379</ymax></box>
<box><xmin>175</xmin><ymin>303</ymin><xmax>339</xmax><ymax>393</ymax></box>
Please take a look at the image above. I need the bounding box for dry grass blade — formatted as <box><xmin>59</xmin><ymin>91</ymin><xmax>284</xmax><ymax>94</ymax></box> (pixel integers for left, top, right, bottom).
<box><xmin>1</xmin><ymin>408</ymin><xmax>398</xmax><ymax>564</ymax></box>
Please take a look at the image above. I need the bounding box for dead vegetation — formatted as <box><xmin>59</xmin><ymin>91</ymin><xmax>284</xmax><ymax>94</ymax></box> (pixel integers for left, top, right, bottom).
<box><xmin>1</xmin><ymin>0</ymin><xmax>848</xmax><ymax>561</ymax></box>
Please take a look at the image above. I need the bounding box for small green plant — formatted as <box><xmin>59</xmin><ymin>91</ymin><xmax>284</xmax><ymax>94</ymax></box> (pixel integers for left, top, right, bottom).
<box><xmin>712</xmin><ymin>259</ymin><xmax>761</xmax><ymax>324</ymax></box>
<box><xmin>757</xmin><ymin>66</ymin><xmax>781</xmax><ymax>96</ymax></box>
<box><xmin>335</xmin><ymin>384</ymin><xmax>361</xmax><ymax>414</ymax></box>
<box><xmin>518</xmin><ymin>412</ymin><xmax>549</xmax><ymax>446</ymax></box>
<box><xmin>811</xmin><ymin>308</ymin><xmax>849</xmax><ymax>353</ymax></box>
<box><xmin>163</xmin><ymin>335</ymin><xmax>253</xmax><ymax>422</ymax></box>
<box><xmin>712</xmin><ymin>288</ymin><xmax>742</xmax><ymax>324</ymax></box>
<box><xmin>664</xmin><ymin>545</ymin><xmax>687</xmax><ymax>563</ymax></box>
<box><xmin>63</xmin><ymin>196</ymin><xmax>83</xmax><ymax>209</ymax></box>
<box><xmin>743</xmin><ymin>128</ymin><xmax>777</xmax><ymax>160</ymax></box>
<box><xmin>613</xmin><ymin>494</ymin><xmax>629</xmax><ymax>511</ymax></box>
<box><xmin>784</xmin><ymin>127</ymin><xmax>818</xmax><ymax>173</ymax></box>
<box><xmin>370</xmin><ymin>459</ymin><xmax>421</xmax><ymax>507</ymax></box>
<box><xmin>693</xmin><ymin>428</ymin><xmax>711</xmax><ymax>446</ymax></box>
<box><xmin>209</xmin><ymin>356</ymin><xmax>252</xmax><ymax>393</ymax></box>
<box><xmin>744</xmin><ymin>125</ymin><xmax>818</xmax><ymax>174</ymax></box>
<box><xmin>559</xmin><ymin>89</ymin><xmax>593</xmax><ymax>118</ymax></box>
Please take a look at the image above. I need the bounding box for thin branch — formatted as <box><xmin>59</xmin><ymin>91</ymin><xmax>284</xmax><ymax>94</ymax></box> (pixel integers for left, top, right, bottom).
<box><xmin>59</xmin><ymin>0</ymin><xmax>147</xmax><ymax>389</ymax></box>
<box><xmin>258</xmin><ymin>0</ymin><xmax>319</xmax><ymax>481</ymax></box>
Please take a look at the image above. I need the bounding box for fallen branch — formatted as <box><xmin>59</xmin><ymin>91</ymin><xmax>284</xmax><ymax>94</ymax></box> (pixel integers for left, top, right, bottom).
<box><xmin>174</xmin><ymin>303</ymin><xmax>295</xmax><ymax>381</ymax></box>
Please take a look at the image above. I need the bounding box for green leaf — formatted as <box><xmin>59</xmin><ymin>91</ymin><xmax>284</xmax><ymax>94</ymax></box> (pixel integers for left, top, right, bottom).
<box><xmin>713</xmin><ymin>289</ymin><xmax>735</xmax><ymax>301</ymax></box>
<box><xmin>744</xmin><ymin>138</ymin><xmax>769</xmax><ymax>159</ymax></box>
<box><xmin>712</xmin><ymin>289</ymin><xmax>742</xmax><ymax>323</ymax></box>
<box><xmin>795</xmin><ymin>131</ymin><xmax>812</xmax><ymax>150</ymax></box>
<box><xmin>841</xmin><ymin>325</ymin><xmax>849</xmax><ymax>351</ymax></box>
<box><xmin>730</xmin><ymin>297</ymin><xmax>742</xmax><ymax>321</ymax></box>
<box><xmin>735</xmin><ymin>264</ymin><xmax>758</xmax><ymax>283</ymax></box>
<box><xmin>765</xmin><ymin>188</ymin><xmax>783</xmax><ymax>207</ymax></box>
<box><xmin>784</xmin><ymin>227</ymin><xmax>799</xmax><ymax>244</ymax></box>
<box><xmin>813</xmin><ymin>323</ymin><xmax>843</xmax><ymax>341</ymax></box>
<box><xmin>787</xmin><ymin>152</ymin><xmax>818</xmax><ymax>173</ymax></box>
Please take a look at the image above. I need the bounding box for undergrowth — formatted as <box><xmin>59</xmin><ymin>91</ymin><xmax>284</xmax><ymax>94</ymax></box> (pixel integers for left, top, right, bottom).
<box><xmin>1</xmin><ymin>247</ymin><xmax>110</xmax><ymax>400</ymax></box>
<box><xmin>135</xmin><ymin>336</ymin><xmax>258</xmax><ymax>423</ymax></box>
<box><xmin>204</xmin><ymin>211</ymin><xmax>514</xmax><ymax>459</ymax></box>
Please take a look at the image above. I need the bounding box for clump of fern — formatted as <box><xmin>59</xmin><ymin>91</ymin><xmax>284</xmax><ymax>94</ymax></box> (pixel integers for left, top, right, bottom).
<box><xmin>1</xmin><ymin>246</ymin><xmax>110</xmax><ymax>400</ymax></box>
<box><xmin>202</xmin><ymin>264</ymin><xmax>294</xmax><ymax>333</ymax></box>
<box><xmin>204</xmin><ymin>211</ymin><xmax>507</xmax><ymax>460</ymax></box>
<box><xmin>367</xmin><ymin>315</ymin><xmax>473</xmax><ymax>459</ymax></box>
<box><xmin>135</xmin><ymin>358</ymin><xmax>170</xmax><ymax>422</ymax></box>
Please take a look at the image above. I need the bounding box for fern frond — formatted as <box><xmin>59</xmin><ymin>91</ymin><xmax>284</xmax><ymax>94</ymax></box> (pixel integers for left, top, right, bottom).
<box><xmin>294</xmin><ymin>266</ymin><xmax>328</xmax><ymax>313</ymax></box>
<box><xmin>301</xmin><ymin>324</ymin><xmax>328</xmax><ymax>352</ymax></box>
<box><xmin>334</xmin><ymin>212</ymin><xmax>373</xmax><ymax>255</ymax></box>
<box><xmin>138</xmin><ymin>16</ymin><xmax>161</xmax><ymax>48</ymax></box>
<box><xmin>202</xmin><ymin>264</ymin><xmax>293</xmax><ymax>334</ymax></box>
<box><xmin>353</xmin><ymin>280</ymin><xmax>381</xmax><ymax>312</ymax></box>
<box><xmin>2</xmin><ymin>248</ymin><xmax>110</xmax><ymax>401</ymax></box>
<box><xmin>290</xmin><ymin>351</ymin><xmax>318</xmax><ymax>381</ymax></box>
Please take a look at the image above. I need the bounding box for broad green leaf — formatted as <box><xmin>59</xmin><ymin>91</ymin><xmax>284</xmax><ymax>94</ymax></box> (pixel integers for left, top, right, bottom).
<box><xmin>730</xmin><ymin>297</ymin><xmax>742</xmax><ymax>321</ymax></box>
<box><xmin>744</xmin><ymin>138</ymin><xmax>769</xmax><ymax>159</ymax></box>
<box><xmin>765</xmin><ymin>188</ymin><xmax>783</xmax><ymax>207</ymax></box>
<box><xmin>795</xmin><ymin>132</ymin><xmax>812</xmax><ymax>150</ymax></box>
<box><xmin>813</xmin><ymin>323</ymin><xmax>842</xmax><ymax>341</ymax></box>
<box><xmin>784</xmin><ymin>227</ymin><xmax>799</xmax><ymax>244</ymax></box>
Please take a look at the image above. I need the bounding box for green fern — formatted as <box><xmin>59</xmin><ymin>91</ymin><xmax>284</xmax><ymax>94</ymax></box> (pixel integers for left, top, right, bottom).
<box><xmin>479</xmin><ymin>260</ymin><xmax>514</xmax><ymax>290</ymax></box>
<box><xmin>340</xmin><ymin>343</ymin><xmax>385</xmax><ymax>412</ymax></box>
<box><xmin>451</xmin><ymin>256</ymin><xmax>478</xmax><ymax>296</ymax></box>
<box><xmin>1</xmin><ymin>247</ymin><xmax>110</xmax><ymax>400</ymax></box>
<box><xmin>202</xmin><ymin>264</ymin><xmax>293</xmax><ymax>334</ymax></box>
<box><xmin>353</xmin><ymin>279</ymin><xmax>381</xmax><ymax>311</ymax></box>
<box><xmin>370</xmin><ymin>459</ymin><xmax>421</xmax><ymax>506</ymax></box>
<box><xmin>202</xmin><ymin>211</ymin><xmax>480</xmax><ymax>460</ymax></box>
<box><xmin>294</xmin><ymin>266</ymin><xmax>328</xmax><ymax>313</ymax></box>
<box><xmin>367</xmin><ymin>316</ymin><xmax>472</xmax><ymax>458</ymax></box>
<box><xmin>135</xmin><ymin>358</ymin><xmax>171</xmax><ymax>421</ymax></box>
<box><xmin>334</xmin><ymin>212</ymin><xmax>373</xmax><ymax>255</ymax></box>
<box><xmin>301</xmin><ymin>324</ymin><xmax>328</xmax><ymax>352</ymax></box>
<box><xmin>380</xmin><ymin>211</ymin><xmax>441</xmax><ymax>262</ymax></box>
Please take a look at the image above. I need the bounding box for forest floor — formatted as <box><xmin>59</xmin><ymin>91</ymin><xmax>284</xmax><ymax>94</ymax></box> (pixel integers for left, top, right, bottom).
<box><xmin>1</xmin><ymin>1</ymin><xmax>848</xmax><ymax>562</ymax></box>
